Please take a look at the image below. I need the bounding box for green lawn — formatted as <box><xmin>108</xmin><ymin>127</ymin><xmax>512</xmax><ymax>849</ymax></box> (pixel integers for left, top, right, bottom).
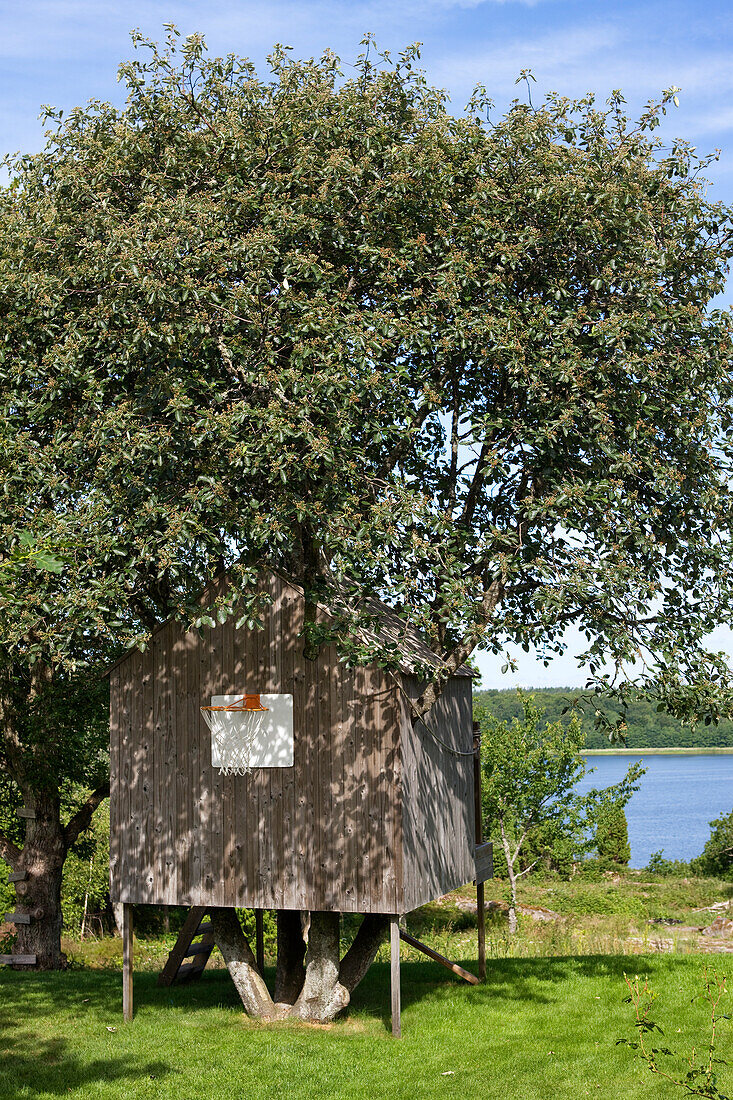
<box><xmin>1</xmin><ymin>954</ymin><xmax>730</xmax><ymax>1099</ymax></box>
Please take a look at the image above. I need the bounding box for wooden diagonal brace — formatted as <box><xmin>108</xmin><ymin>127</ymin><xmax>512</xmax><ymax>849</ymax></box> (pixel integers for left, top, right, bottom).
<box><xmin>399</xmin><ymin>929</ymin><xmax>479</xmax><ymax>985</ymax></box>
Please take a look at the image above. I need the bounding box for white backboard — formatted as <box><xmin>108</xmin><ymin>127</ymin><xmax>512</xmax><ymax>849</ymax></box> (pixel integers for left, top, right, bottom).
<box><xmin>209</xmin><ymin>694</ymin><xmax>294</xmax><ymax>769</ymax></box>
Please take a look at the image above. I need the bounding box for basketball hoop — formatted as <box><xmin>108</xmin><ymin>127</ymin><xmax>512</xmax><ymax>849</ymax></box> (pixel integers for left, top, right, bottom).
<box><xmin>200</xmin><ymin>694</ymin><xmax>269</xmax><ymax>776</ymax></box>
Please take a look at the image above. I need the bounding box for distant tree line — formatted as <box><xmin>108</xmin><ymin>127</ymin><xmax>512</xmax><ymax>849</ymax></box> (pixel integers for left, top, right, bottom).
<box><xmin>474</xmin><ymin>689</ymin><xmax>733</xmax><ymax>749</ymax></box>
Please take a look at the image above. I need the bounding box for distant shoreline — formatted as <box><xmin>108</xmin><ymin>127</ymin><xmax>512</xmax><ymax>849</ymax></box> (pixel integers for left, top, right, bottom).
<box><xmin>582</xmin><ymin>747</ymin><xmax>733</xmax><ymax>756</ymax></box>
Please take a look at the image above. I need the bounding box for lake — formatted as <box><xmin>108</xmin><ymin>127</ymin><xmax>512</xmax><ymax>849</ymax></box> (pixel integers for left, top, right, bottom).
<box><xmin>575</xmin><ymin>752</ymin><xmax>733</xmax><ymax>867</ymax></box>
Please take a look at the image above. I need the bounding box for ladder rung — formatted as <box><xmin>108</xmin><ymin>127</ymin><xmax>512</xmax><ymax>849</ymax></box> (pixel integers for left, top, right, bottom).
<box><xmin>184</xmin><ymin>942</ymin><xmax>214</xmax><ymax>957</ymax></box>
<box><xmin>176</xmin><ymin>962</ymin><xmax>206</xmax><ymax>980</ymax></box>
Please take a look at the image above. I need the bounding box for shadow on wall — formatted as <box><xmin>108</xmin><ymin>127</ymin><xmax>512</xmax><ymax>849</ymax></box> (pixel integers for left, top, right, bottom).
<box><xmin>112</xmin><ymin>572</ymin><xmax>403</xmax><ymax>914</ymax></box>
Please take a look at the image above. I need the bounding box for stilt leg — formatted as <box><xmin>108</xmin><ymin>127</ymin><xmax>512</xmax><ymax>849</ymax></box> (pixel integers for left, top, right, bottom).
<box><xmin>255</xmin><ymin>909</ymin><xmax>265</xmax><ymax>975</ymax></box>
<box><xmin>477</xmin><ymin>881</ymin><xmax>486</xmax><ymax>982</ymax></box>
<box><xmin>473</xmin><ymin>723</ymin><xmax>487</xmax><ymax>983</ymax></box>
<box><xmin>390</xmin><ymin>915</ymin><xmax>401</xmax><ymax>1038</ymax></box>
<box><xmin>122</xmin><ymin>904</ymin><xmax>133</xmax><ymax>1022</ymax></box>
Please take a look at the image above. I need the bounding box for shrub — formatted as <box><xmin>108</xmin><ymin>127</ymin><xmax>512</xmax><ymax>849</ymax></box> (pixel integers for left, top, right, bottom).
<box><xmin>691</xmin><ymin>808</ymin><xmax>733</xmax><ymax>879</ymax></box>
<box><xmin>645</xmin><ymin>850</ymin><xmax>692</xmax><ymax>877</ymax></box>
<box><xmin>595</xmin><ymin>802</ymin><xmax>631</xmax><ymax>868</ymax></box>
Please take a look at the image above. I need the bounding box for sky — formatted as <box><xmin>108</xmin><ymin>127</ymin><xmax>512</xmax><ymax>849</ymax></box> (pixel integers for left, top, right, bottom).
<box><xmin>2</xmin><ymin>0</ymin><xmax>732</xmax><ymax>688</ymax></box>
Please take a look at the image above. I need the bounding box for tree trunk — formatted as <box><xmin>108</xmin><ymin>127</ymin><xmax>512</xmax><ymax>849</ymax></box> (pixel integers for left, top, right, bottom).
<box><xmin>274</xmin><ymin>909</ymin><xmax>306</xmax><ymax>1004</ymax></box>
<box><xmin>210</xmin><ymin>908</ymin><xmax>277</xmax><ymax>1017</ymax></box>
<box><xmin>499</xmin><ymin>818</ymin><xmax>518</xmax><ymax>936</ymax></box>
<box><xmin>213</xmin><ymin>908</ymin><xmax>389</xmax><ymax>1023</ymax></box>
<box><xmin>12</xmin><ymin>792</ymin><xmax>67</xmax><ymax>969</ymax></box>
<box><xmin>291</xmin><ymin>911</ymin><xmax>349</xmax><ymax>1022</ymax></box>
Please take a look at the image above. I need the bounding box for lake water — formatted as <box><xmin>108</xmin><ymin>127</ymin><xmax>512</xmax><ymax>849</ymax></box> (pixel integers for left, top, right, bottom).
<box><xmin>575</xmin><ymin>753</ymin><xmax>733</xmax><ymax>868</ymax></box>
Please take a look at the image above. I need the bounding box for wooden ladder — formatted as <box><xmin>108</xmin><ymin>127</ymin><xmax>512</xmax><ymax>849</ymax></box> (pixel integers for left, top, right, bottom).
<box><xmin>157</xmin><ymin>907</ymin><xmax>215</xmax><ymax>987</ymax></box>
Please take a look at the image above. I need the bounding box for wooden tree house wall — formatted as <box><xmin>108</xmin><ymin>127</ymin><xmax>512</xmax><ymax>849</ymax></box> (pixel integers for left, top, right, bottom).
<box><xmin>109</xmin><ymin>571</ymin><xmax>475</xmax><ymax>916</ymax></box>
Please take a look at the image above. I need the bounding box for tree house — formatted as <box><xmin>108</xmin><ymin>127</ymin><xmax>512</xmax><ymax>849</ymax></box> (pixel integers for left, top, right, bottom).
<box><xmin>108</xmin><ymin>570</ymin><xmax>491</xmax><ymax>1030</ymax></box>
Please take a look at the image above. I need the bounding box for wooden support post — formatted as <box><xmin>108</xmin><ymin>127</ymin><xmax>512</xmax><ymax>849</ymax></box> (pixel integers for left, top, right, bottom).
<box><xmin>474</xmin><ymin>722</ymin><xmax>486</xmax><ymax>983</ymax></box>
<box><xmin>390</xmin><ymin>916</ymin><xmax>401</xmax><ymax>1038</ymax></box>
<box><xmin>122</xmin><ymin>904</ymin><xmax>133</xmax><ymax>1022</ymax></box>
<box><xmin>255</xmin><ymin>909</ymin><xmax>265</xmax><ymax>975</ymax></box>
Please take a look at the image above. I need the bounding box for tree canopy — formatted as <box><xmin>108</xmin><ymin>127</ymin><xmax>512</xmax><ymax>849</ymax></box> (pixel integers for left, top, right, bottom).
<box><xmin>474</xmin><ymin>689</ymin><xmax>733</xmax><ymax>749</ymax></box>
<box><xmin>2</xmin><ymin>29</ymin><xmax>733</xmax><ymax>709</ymax></box>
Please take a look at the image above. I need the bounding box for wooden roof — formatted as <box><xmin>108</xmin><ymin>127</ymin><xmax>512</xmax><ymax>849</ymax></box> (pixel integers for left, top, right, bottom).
<box><xmin>105</xmin><ymin>568</ymin><xmax>474</xmax><ymax>679</ymax></box>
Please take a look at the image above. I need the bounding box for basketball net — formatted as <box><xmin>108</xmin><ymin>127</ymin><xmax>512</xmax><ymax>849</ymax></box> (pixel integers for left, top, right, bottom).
<box><xmin>200</xmin><ymin>695</ymin><xmax>268</xmax><ymax>776</ymax></box>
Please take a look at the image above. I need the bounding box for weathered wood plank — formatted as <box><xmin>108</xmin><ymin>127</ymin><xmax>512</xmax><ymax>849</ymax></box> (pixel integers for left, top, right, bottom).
<box><xmin>475</xmin><ymin>843</ymin><xmax>493</xmax><ymax>885</ymax></box>
<box><xmin>221</xmin><ymin>614</ymin><xmax>236</xmax><ymax>909</ymax></box>
<box><xmin>207</xmin><ymin>615</ymin><xmax>222</xmax><ymax>906</ymax></box>
<box><xmin>141</xmin><ymin>647</ymin><xmax>155</xmax><ymax>899</ymax></box>
<box><xmin>180</xmin><ymin>627</ymin><xmax>197</xmax><ymax>906</ymax></box>
<box><xmin>163</xmin><ymin>624</ymin><xmax>178</xmax><ymax>906</ymax></box>
<box><xmin>7</xmin><ymin>872</ymin><xmax>28</xmax><ymax>884</ymax></box>
<box><xmin>390</xmin><ymin>916</ymin><xmax>401</xmax><ymax>1038</ymax></box>
<box><xmin>152</xmin><ymin>627</ymin><xmax>166</xmax><ymax>905</ymax></box>
<box><xmin>184</xmin><ymin>941</ymin><xmax>213</xmax><ymax>958</ymax></box>
<box><xmin>278</xmin><ymin>580</ymin><xmax>298</xmax><ymax>910</ymax></box>
<box><xmin>474</xmin><ymin>724</ymin><xmax>486</xmax><ymax>982</ymax></box>
<box><xmin>157</xmin><ymin>906</ymin><xmax>208</xmax><ymax>987</ymax></box>
<box><xmin>119</xmin><ymin>659</ymin><xmax>134</xmax><ymax>903</ymax></box>
<box><xmin>122</xmin><ymin>904</ymin><xmax>133</xmax><ymax>1022</ymax></box>
<box><xmin>342</xmin><ymin>666</ymin><xmax>357</xmax><ymax>911</ymax></box>
<box><xmin>16</xmin><ymin>808</ymin><xmax>35</xmax><ymax>820</ymax></box>
<box><xmin>109</xmin><ymin>669</ymin><xmax>121</xmax><ymax>898</ymax></box>
<box><xmin>4</xmin><ymin>913</ymin><xmax>31</xmax><ymax>925</ymax></box>
<box><xmin>0</xmin><ymin>954</ymin><xmax>36</xmax><ymax>965</ymax></box>
<box><xmin>399</xmin><ymin>929</ymin><xmax>479</xmax><ymax>985</ymax></box>
<box><xmin>257</xmin><ymin>586</ymin><xmax>274</xmax><ymax>908</ymax></box>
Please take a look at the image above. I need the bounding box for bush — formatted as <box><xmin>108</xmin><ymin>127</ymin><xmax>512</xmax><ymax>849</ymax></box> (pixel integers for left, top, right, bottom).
<box><xmin>595</xmin><ymin>803</ymin><xmax>631</xmax><ymax>868</ymax></box>
<box><xmin>691</xmin><ymin>808</ymin><xmax>733</xmax><ymax>879</ymax></box>
<box><xmin>645</xmin><ymin>850</ymin><xmax>692</xmax><ymax>877</ymax></box>
<box><xmin>0</xmin><ymin>858</ymin><xmax>15</xmax><ymax>917</ymax></box>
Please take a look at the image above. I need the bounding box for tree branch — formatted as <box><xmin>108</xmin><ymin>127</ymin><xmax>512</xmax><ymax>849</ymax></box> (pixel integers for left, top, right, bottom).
<box><xmin>63</xmin><ymin>782</ymin><xmax>109</xmax><ymax>850</ymax></box>
<box><xmin>338</xmin><ymin>914</ymin><xmax>389</xmax><ymax>993</ymax></box>
<box><xmin>411</xmin><ymin>577</ymin><xmax>505</xmax><ymax>718</ymax></box>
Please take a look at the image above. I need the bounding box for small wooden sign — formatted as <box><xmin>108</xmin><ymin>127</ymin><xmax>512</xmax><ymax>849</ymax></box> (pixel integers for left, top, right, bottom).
<box><xmin>7</xmin><ymin>871</ymin><xmax>28</xmax><ymax>883</ymax></box>
<box><xmin>4</xmin><ymin>912</ymin><xmax>31</xmax><ymax>925</ymax></box>
<box><xmin>17</xmin><ymin>808</ymin><xmax>35</xmax><ymax>820</ymax></box>
<box><xmin>475</xmin><ymin>842</ymin><xmax>493</xmax><ymax>885</ymax></box>
<box><xmin>0</xmin><ymin>954</ymin><xmax>37</xmax><ymax>966</ymax></box>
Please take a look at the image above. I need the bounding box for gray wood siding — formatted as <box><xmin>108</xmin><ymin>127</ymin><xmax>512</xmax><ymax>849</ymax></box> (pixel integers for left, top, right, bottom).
<box><xmin>399</xmin><ymin>675</ymin><xmax>475</xmax><ymax>912</ymax></box>
<box><xmin>109</xmin><ymin>573</ymin><xmax>402</xmax><ymax>914</ymax></box>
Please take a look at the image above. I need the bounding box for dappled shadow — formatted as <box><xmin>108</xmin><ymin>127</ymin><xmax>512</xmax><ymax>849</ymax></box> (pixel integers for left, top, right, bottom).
<box><xmin>349</xmin><ymin>953</ymin><xmax>677</xmax><ymax>1031</ymax></box>
<box><xmin>0</xmin><ymin>973</ymin><xmax>169</xmax><ymax>1100</ymax></box>
<box><xmin>0</xmin><ymin>1033</ymin><xmax>168</xmax><ymax>1100</ymax></box>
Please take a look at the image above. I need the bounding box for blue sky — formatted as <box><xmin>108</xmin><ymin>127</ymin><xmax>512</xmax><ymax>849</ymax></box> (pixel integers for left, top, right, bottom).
<box><xmin>2</xmin><ymin>0</ymin><xmax>732</xmax><ymax>688</ymax></box>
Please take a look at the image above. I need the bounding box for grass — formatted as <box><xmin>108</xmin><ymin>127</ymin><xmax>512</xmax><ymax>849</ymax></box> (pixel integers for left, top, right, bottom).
<box><xmin>1</xmin><ymin>954</ymin><xmax>731</xmax><ymax>1099</ymax></box>
<box><xmin>3</xmin><ymin>876</ymin><xmax>732</xmax><ymax>1098</ymax></box>
<box><xmin>395</xmin><ymin>873</ymin><xmax>733</xmax><ymax>962</ymax></box>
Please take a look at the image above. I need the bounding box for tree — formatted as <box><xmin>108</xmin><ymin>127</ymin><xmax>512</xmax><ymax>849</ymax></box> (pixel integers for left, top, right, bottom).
<box><xmin>692</xmin><ymin>808</ymin><xmax>733</xmax><ymax>878</ymax></box>
<box><xmin>595</xmin><ymin>801</ymin><xmax>631</xmax><ymax>869</ymax></box>
<box><xmin>478</xmin><ymin>695</ymin><xmax>642</xmax><ymax>932</ymax></box>
<box><xmin>0</xmin><ymin>674</ymin><xmax>109</xmax><ymax>967</ymax></box>
<box><xmin>1</xmin><ymin>28</ymin><xmax>732</xmax><ymax>1006</ymax></box>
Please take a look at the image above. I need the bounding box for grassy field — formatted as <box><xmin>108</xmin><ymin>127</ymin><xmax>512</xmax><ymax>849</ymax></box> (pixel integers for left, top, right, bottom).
<box><xmin>3</xmin><ymin>876</ymin><xmax>732</xmax><ymax>1099</ymax></box>
<box><xmin>1</xmin><ymin>954</ymin><xmax>731</xmax><ymax>1099</ymax></box>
